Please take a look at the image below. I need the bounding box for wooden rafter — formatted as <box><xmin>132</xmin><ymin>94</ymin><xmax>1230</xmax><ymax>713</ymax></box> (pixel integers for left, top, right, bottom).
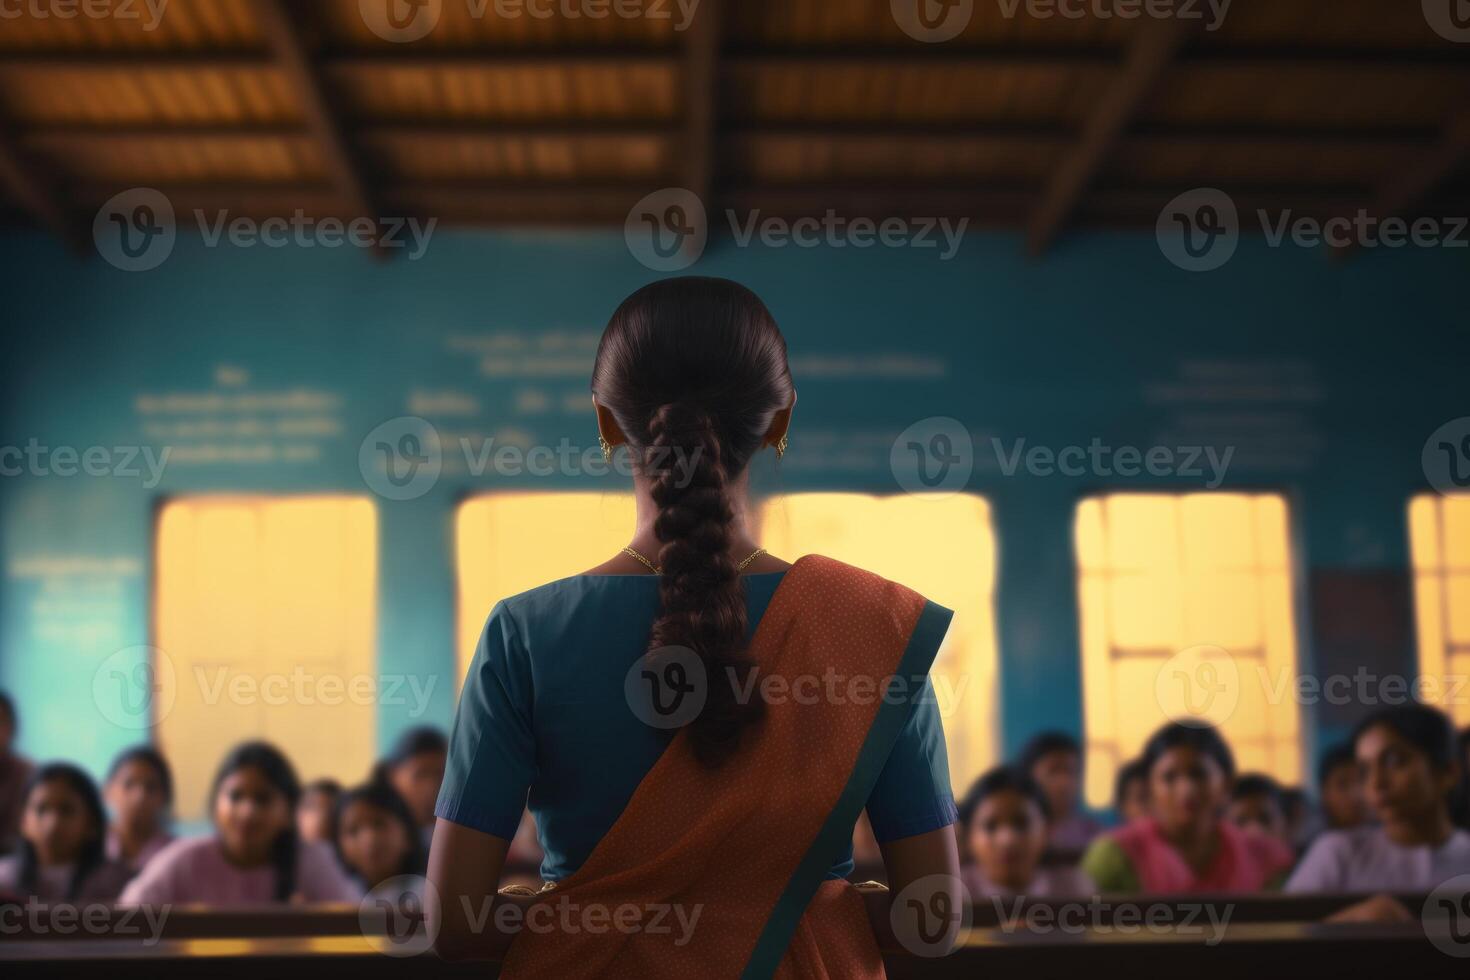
<box><xmin>1026</xmin><ymin>19</ymin><xmax>1200</xmax><ymax>256</ymax></box>
<box><xmin>682</xmin><ymin>0</ymin><xmax>722</xmax><ymax>210</ymax></box>
<box><xmin>0</xmin><ymin>117</ymin><xmax>83</xmax><ymax>251</ymax></box>
<box><xmin>252</xmin><ymin>0</ymin><xmax>377</xmax><ymax>229</ymax></box>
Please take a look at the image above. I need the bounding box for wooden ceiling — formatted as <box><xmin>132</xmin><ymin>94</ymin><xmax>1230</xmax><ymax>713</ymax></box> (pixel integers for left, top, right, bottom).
<box><xmin>0</xmin><ymin>0</ymin><xmax>1467</xmax><ymax>252</ymax></box>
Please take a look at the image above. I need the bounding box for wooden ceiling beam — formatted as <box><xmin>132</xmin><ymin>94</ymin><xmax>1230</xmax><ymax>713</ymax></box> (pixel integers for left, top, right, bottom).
<box><xmin>0</xmin><ymin>117</ymin><xmax>84</xmax><ymax>252</ymax></box>
<box><xmin>1026</xmin><ymin>18</ymin><xmax>1200</xmax><ymax>256</ymax></box>
<box><xmin>681</xmin><ymin>0</ymin><xmax>721</xmax><ymax>212</ymax></box>
<box><xmin>251</xmin><ymin>0</ymin><xmax>377</xmax><ymax>229</ymax></box>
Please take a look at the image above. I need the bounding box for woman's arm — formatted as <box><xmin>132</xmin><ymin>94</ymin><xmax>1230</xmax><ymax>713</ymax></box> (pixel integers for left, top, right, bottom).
<box><xmin>426</xmin><ymin>818</ymin><xmax>515</xmax><ymax>961</ymax></box>
<box><xmin>876</xmin><ymin>825</ymin><xmax>964</xmax><ymax>955</ymax></box>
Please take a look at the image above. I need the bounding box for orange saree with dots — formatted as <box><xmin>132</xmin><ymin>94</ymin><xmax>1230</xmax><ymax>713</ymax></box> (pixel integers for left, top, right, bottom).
<box><xmin>499</xmin><ymin>555</ymin><xmax>954</xmax><ymax>980</ymax></box>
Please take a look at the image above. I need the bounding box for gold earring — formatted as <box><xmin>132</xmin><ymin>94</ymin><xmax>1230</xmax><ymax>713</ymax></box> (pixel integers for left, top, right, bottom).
<box><xmin>775</xmin><ymin>434</ymin><xmax>788</xmax><ymax>459</ymax></box>
<box><xmin>599</xmin><ymin>434</ymin><xmax>612</xmax><ymax>463</ymax></box>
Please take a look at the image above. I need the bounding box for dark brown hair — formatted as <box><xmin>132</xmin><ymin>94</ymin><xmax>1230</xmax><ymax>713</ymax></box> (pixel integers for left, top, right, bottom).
<box><xmin>592</xmin><ymin>277</ymin><xmax>794</xmax><ymax>766</ymax></box>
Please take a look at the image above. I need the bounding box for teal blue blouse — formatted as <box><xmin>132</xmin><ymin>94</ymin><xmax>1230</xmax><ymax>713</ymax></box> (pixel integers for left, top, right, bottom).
<box><xmin>435</xmin><ymin>571</ymin><xmax>957</xmax><ymax>881</ymax></box>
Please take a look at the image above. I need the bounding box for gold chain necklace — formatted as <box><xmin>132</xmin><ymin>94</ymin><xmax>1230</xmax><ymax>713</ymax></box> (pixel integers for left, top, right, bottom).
<box><xmin>622</xmin><ymin>546</ymin><xmax>767</xmax><ymax>575</ymax></box>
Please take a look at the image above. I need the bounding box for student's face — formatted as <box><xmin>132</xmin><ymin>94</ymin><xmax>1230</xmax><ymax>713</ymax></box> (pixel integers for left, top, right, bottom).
<box><xmin>213</xmin><ymin>767</ymin><xmax>291</xmax><ymax>864</ymax></box>
<box><xmin>390</xmin><ymin>751</ymin><xmax>446</xmax><ymax>827</ymax></box>
<box><xmin>1226</xmin><ymin>794</ymin><xmax>1288</xmax><ymax>844</ymax></box>
<box><xmin>967</xmin><ymin>789</ymin><xmax>1048</xmax><ymax>888</ymax></box>
<box><xmin>1030</xmin><ymin>750</ymin><xmax>1080</xmax><ymax>818</ymax></box>
<box><xmin>337</xmin><ymin>800</ymin><xmax>411</xmax><ymax>889</ymax></box>
<box><xmin>1320</xmin><ymin>763</ymin><xmax>1366</xmax><ymax>830</ymax></box>
<box><xmin>1149</xmin><ymin>747</ymin><xmax>1227</xmax><ymax>835</ymax></box>
<box><xmin>296</xmin><ymin>788</ymin><xmax>337</xmax><ymax>844</ymax></box>
<box><xmin>22</xmin><ymin>779</ymin><xmax>96</xmax><ymax>866</ymax></box>
<box><xmin>105</xmin><ymin>760</ymin><xmax>168</xmax><ymax>834</ymax></box>
<box><xmin>1119</xmin><ymin>776</ymin><xmax>1149</xmax><ymax>824</ymax></box>
<box><xmin>1357</xmin><ymin>724</ymin><xmax>1455</xmax><ymax>827</ymax></box>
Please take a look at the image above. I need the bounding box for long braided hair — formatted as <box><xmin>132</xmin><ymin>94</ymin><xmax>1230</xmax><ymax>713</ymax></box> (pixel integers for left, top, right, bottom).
<box><xmin>592</xmin><ymin>277</ymin><xmax>795</xmax><ymax>766</ymax></box>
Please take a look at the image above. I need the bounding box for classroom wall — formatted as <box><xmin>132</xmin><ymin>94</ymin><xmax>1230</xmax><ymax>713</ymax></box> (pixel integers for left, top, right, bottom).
<box><xmin>0</xmin><ymin>227</ymin><xmax>1465</xmax><ymax>791</ymax></box>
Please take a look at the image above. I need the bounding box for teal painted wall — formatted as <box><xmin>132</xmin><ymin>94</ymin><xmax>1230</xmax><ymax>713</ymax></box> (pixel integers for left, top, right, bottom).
<box><xmin>1</xmin><ymin>228</ymin><xmax>1465</xmax><ymax>792</ymax></box>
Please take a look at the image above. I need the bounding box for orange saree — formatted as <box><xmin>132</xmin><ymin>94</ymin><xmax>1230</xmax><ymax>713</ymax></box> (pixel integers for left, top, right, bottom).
<box><xmin>499</xmin><ymin>555</ymin><xmax>955</xmax><ymax>979</ymax></box>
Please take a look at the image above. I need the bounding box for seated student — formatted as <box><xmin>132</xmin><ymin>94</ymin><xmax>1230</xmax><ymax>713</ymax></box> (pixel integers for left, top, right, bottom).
<box><xmin>333</xmin><ymin>781</ymin><xmax>424</xmax><ymax>894</ymax></box>
<box><xmin>1287</xmin><ymin>704</ymin><xmax>1470</xmax><ymax>894</ymax></box>
<box><xmin>1317</xmin><ymin>742</ymin><xmax>1367</xmax><ymax>833</ymax></box>
<box><xmin>1227</xmin><ymin>773</ymin><xmax>1292</xmax><ymax>847</ymax></box>
<box><xmin>1081</xmin><ymin>722</ymin><xmax>1294</xmax><ymax>893</ymax></box>
<box><xmin>959</xmin><ymin>766</ymin><xmax>1094</xmax><ymax>900</ymax></box>
<box><xmin>377</xmin><ymin>727</ymin><xmax>447</xmax><ymax>850</ymax></box>
<box><xmin>0</xmin><ymin>690</ymin><xmax>34</xmax><ymax>855</ymax></box>
<box><xmin>297</xmin><ymin>778</ymin><xmax>342</xmax><ymax>846</ymax></box>
<box><xmin>119</xmin><ymin>742</ymin><xmax>360</xmax><ymax>906</ymax></box>
<box><xmin>0</xmin><ymin>763</ymin><xmax>131</xmax><ymax>902</ymax></box>
<box><xmin>1018</xmin><ymin>731</ymin><xmax>1100</xmax><ymax>860</ymax></box>
<box><xmin>1113</xmin><ymin>757</ymin><xmax>1149</xmax><ymax>826</ymax></box>
<box><xmin>103</xmin><ymin>746</ymin><xmax>174</xmax><ymax>873</ymax></box>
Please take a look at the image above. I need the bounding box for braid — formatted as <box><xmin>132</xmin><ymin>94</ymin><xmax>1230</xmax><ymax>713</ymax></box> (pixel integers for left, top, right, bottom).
<box><xmin>645</xmin><ymin>402</ymin><xmax>764</xmax><ymax>766</ymax></box>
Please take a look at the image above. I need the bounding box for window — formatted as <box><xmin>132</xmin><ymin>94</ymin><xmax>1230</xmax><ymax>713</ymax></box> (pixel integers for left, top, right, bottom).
<box><xmin>758</xmin><ymin>493</ymin><xmax>999</xmax><ymax>789</ymax></box>
<box><xmin>1409</xmin><ymin>494</ymin><xmax>1470</xmax><ymax>727</ymax></box>
<box><xmin>155</xmin><ymin>496</ymin><xmax>377</xmax><ymax>821</ymax></box>
<box><xmin>1074</xmin><ymin>493</ymin><xmax>1302</xmax><ymax>808</ymax></box>
<box><xmin>455</xmin><ymin>493</ymin><xmax>636</xmax><ymax>683</ymax></box>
